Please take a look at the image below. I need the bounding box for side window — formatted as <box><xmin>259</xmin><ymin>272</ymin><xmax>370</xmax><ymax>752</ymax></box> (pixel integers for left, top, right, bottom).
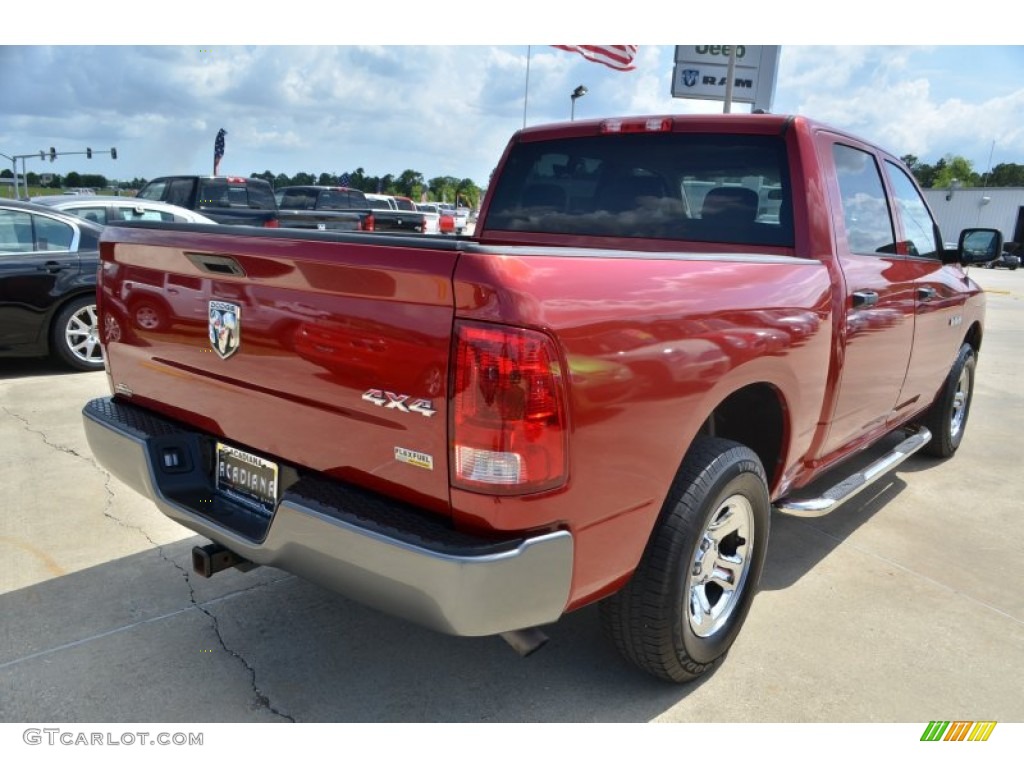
<box><xmin>34</xmin><ymin>216</ymin><xmax>74</xmax><ymax>251</ymax></box>
<box><xmin>885</xmin><ymin>160</ymin><xmax>940</xmax><ymax>259</ymax></box>
<box><xmin>0</xmin><ymin>210</ymin><xmax>36</xmax><ymax>253</ymax></box>
<box><xmin>166</xmin><ymin>179</ymin><xmax>194</xmax><ymax>208</ymax></box>
<box><xmin>121</xmin><ymin>207</ymin><xmax>174</xmax><ymax>222</ymax></box>
<box><xmin>73</xmin><ymin>207</ymin><xmax>109</xmax><ymax>225</ymax></box>
<box><xmin>833</xmin><ymin>144</ymin><xmax>896</xmax><ymax>256</ymax></box>
<box><xmin>136</xmin><ymin>181</ymin><xmax>166</xmax><ymax>201</ymax></box>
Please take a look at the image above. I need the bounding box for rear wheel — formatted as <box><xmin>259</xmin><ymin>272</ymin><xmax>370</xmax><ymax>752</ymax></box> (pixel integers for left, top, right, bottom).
<box><xmin>921</xmin><ymin>343</ymin><xmax>976</xmax><ymax>458</ymax></box>
<box><xmin>600</xmin><ymin>437</ymin><xmax>770</xmax><ymax>682</ymax></box>
<box><xmin>51</xmin><ymin>295</ymin><xmax>104</xmax><ymax>372</ymax></box>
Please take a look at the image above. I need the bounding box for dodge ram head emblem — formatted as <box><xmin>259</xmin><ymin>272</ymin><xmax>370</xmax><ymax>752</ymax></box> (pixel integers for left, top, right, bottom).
<box><xmin>209</xmin><ymin>301</ymin><xmax>241</xmax><ymax>359</ymax></box>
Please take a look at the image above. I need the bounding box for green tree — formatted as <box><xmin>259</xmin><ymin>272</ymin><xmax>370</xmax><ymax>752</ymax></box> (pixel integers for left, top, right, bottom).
<box><xmin>987</xmin><ymin>162</ymin><xmax>1024</xmax><ymax>187</ymax></box>
<box><xmin>318</xmin><ymin>172</ymin><xmax>338</xmax><ymax>186</ymax></box>
<box><xmin>396</xmin><ymin>169</ymin><xmax>425</xmax><ymax>198</ymax></box>
<box><xmin>932</xmin><ymin>155</ymin><xmax>978</xmax><ymax>189</ymax></box>
<box><xmin>80</xmin><ymin>174</ymin><xmax>109</xmax><ymax>188</ymax></box>
<box><xmin>65</xmin><ymin>171</ymin><xmax>82</xmax><ymax>188</ymax></box>
<box><xmin>293</xmin><ymin>172</ymin><xmax>316</xmax><ymax>186</ymax></box>
<box><xmin>274</xmin><ymin>173</ymin><xmax>291</xmax><ymax>189</ymax></box>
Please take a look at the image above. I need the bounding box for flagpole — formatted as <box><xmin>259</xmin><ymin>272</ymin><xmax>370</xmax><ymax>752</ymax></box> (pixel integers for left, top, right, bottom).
<box><xmin>523</xmin><ymin>45</ymin><xmax>531</xmax><ymax>129</ymax></box>
<box><xmin>723</xmin><ymin>48</ymin><xmax>736</xmax><ymax>114</ymax></box>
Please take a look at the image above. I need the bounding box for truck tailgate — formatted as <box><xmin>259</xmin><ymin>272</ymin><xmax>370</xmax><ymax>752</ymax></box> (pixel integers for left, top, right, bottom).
<box><xmin>98</xmin><ymin>224</ymin><xmax>458</xmax><ymax>515</ymax></box>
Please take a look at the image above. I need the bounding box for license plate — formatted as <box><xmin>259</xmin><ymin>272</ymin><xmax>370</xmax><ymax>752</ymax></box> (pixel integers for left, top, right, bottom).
<box><xmin>215</xmin><ymin>442</ymin><xmax>279</xmax><ymax>515</ymax></box>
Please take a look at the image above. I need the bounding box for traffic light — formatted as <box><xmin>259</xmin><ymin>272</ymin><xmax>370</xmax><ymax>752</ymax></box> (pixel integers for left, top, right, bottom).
<box><xmin>49</xmin><ymin>147</ymin><xmax>56</xmax><ymax>162</ymax></box>
<box><xmin>86</xmin><ymin>147</ymin><xmax>92</xmax><ymax>159</ymax></box>
<box><xmin>110</xmin><ymin>147</ymin><xmax>117</xmax><ymax>160</ymax></box>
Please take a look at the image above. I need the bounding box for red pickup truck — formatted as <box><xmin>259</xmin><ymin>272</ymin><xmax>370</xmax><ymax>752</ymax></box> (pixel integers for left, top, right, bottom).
<box><xmin>83</xmin><ymin>114</ymin><xmax>1001</xmax><ymax>683</ymax></box>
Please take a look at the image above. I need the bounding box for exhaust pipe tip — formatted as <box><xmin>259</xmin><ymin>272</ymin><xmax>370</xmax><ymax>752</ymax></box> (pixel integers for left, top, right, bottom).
<box><xmin>499</xmin><ymin>627</ymin><xmax>550</xmax><ymax>657</ymax></box>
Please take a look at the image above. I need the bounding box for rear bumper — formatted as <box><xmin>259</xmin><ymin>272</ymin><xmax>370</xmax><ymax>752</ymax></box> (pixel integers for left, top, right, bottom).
<box><xmin>82</xmin><ymin>397</ymin><xmax>573</xmax><ymax>636</ymax></box>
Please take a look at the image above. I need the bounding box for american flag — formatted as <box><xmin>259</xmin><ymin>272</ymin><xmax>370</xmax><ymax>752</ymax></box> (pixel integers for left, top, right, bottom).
<box><xmin>339</xmin><ymin>172</ymin><xmax>351</xmax><ymax>187</ymax></box>
<box><xmin>213</xmin><ymin>129</ymin><xmax>226</xmax><ymax>175</ymax></box>
<box><xmin>553</xmin><ymin>45</ymin><xmax>638</xmax><ymax>71</ymax></box>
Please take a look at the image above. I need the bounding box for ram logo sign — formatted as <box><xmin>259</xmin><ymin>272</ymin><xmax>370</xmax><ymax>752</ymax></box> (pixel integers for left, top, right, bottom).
<box><xmin>209</xmin><ymin>301</ymin><xmax>241</xmax><ymax>360</ymax></box>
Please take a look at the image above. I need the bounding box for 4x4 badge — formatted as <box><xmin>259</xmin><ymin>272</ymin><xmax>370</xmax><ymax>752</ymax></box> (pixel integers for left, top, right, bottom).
<box><xmin>209</xmin><ymin>301</ymin><xmax>241</xmax><ymax>359</ymax></box>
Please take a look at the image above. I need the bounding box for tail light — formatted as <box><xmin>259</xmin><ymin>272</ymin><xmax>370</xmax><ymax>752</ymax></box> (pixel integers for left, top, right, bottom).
<box><xmin>263</xmin><ymin>218</ymin><xmax>280</xmax><ymax>228</ymax></box>
<box><xmin>451</xmin><ymin>321</ymin><xmax>568</xmax><ymax>495</ymax></box>
<box><xmin>599</xmin><ymin>117</ymin><xmax>673</xmax><ymax>134</ymax></box>
<box><xmin>362</xmin><ymin>213</ymin><xmax>375</xmax><ymax>232</ymax></box>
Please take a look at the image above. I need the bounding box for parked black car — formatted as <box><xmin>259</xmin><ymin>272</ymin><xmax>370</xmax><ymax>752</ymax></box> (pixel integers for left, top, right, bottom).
<box><xmin>0</xmin><ymin>199</ymin><xmax>103</xmax><ymax>371</ymax></box>
<box><xmin>984</xmin><ymin>251</ymin><xmax>1020</xmax><ymax>270</ymax></box>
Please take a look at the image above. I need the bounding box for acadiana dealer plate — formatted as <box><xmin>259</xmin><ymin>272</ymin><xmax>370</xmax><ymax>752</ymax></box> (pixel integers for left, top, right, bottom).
<box><xmin>216</xmin><ymin>441</ymin><xmax>279</xmax><ymax>516</ymax></box>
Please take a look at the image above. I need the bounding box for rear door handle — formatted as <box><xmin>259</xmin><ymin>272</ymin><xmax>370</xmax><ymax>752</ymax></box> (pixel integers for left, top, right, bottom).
<box><xmin>37</xmin><ymin>261</ymin><xmax>65</xmax><ymax>274</ymax></box>
<box><xmin>917</xmin><ymin>286</ymin><xmax>938</xmax><ymax>301</ymax></box>
<box><xmin>851</xmin><ymin>290</ymin><xmax>879</xmax><ymax>308</ymax></box>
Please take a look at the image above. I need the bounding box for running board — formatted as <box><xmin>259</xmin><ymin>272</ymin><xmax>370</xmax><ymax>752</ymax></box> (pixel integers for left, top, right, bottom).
<box><xmin>774</xmin><ymin>427</ymin><xmax>932</xmax><ymax>518</ymax></box>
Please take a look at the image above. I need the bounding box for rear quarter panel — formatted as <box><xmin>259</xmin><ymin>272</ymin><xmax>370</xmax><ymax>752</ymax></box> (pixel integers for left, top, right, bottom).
<box><xmin>451</xmin><ymin>246</ymin><xmax>834</xmax><ymax>607</ymax></box>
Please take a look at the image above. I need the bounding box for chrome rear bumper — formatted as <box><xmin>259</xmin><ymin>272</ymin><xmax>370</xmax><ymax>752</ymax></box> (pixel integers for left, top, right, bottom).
<box><xmin>83</xmin><ymin>397</ymin><xmax>573</xmax><ymax>636</ymax></box>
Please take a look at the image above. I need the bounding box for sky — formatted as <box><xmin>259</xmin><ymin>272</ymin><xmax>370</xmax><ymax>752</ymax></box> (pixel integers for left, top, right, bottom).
<box><xmin>2</xmin><ymin>8</ymin><xmax>1023</xmax><ymax>193</ymax></box>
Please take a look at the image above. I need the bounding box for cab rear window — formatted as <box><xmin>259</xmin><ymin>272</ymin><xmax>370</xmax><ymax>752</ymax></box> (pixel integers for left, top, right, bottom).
<box><xmin>486</xmin><ymin>132</ymin><xmax>793</xmax><ymax>247</ymax></box>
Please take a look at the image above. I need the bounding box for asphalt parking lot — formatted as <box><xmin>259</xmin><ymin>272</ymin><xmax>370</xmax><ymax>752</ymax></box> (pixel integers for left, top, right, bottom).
<box><xmin>1</xmin><ymin>267</ymin><xmax>1022</xmax><ymax>724</ymax></box>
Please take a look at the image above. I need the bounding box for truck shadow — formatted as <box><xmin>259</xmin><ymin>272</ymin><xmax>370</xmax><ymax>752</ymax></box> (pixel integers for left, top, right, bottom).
<box><xmin>1</xmin><ymin>539</ymin><xmax>710</xmax><ymax>723</ymax></box>
<box><xmin>0</xmin><ymin>358</ymin><xmax>92</xmax><ymax>380</ymax></box>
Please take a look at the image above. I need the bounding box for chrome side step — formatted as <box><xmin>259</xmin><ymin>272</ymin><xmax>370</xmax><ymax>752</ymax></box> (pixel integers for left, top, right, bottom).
<box><xmin>774</xmin><ymin>428</ymin><xmax>932</xmax><ymax>518</ymax></box>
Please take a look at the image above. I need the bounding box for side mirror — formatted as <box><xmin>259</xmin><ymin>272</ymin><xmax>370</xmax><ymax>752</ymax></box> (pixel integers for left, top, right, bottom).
<box><xmin>952</xmin><ymin>228</ymin><xmax>1003</xmax><ymax>266</ymax></box>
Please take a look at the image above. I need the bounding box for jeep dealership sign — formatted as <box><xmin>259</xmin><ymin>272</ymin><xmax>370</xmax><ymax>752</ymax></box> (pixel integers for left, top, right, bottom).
<box><xmin>672</xmin><ymin>46</ymin><xmax>780</xmax><ymax>111</ymax></box>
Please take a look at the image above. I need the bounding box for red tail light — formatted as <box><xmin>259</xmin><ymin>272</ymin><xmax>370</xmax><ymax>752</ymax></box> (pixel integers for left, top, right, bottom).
<box><xmin>451</xmin><ymin>321</ymin><xmax>568</xmax><ymax>495</ymax></box>
<box><xmin>263</xmin><ymin>218</ymin><xmax>280</xmax><ymax>228</ymax></box>
<box><xmin>599</xmin><ymin>117</ymin><xmax>673</xmax><ymax>134</ymax></box>
<box><xmin>362</xmin><ymin>213</ymin><xmax>375</xmax><ymax>232</ymax></box>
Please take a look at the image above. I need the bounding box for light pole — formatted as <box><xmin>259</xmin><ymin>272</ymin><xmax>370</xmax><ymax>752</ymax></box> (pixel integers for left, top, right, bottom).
<box><xmin>0</xmin><ymin>147</ymin><xmax>118</xmax><ymax>198</ymax></box>
<box><xmin>0</xmin><ymin>152</ymin><xmax>17</xmax><ymax>199</ymax></box>
<box><xmin>570</xmin><ymin>85</ymin><xmax>588</xmax><ymax>121</ymax></box>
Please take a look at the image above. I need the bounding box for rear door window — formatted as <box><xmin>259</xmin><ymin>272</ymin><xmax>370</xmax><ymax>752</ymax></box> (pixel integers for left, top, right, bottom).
<box><xmin>34</xmin><ymin>215</ymin><xmax>74</xmax><ymax>251</ymax></box>
<box><xmin>832</xmin><ymin>144</ymin><xmax>897</xmax><ymax>256</ymax></box>
<box><xmin>166</xmin><ymin>179</ymin><xmax>195</xmax><ymax>207</ymax></box>
<box><xmin>70</xmin><ymin>206</ymin><xmax>109</xmax><ymax>225</ymax></box>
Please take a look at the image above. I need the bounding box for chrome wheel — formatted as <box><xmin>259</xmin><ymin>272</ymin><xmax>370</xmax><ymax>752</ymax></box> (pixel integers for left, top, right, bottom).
<box><xmin>950</xmin><ymin>366</ymin><xmax>970</xmax><ymax>439</ymax></box>
<box><xmin>65</xmin><ymin>303</ymin><xmax>103</xmax><ymax>366</ymax></box>
<box><xmin>599</xmin><ymin>438</ymin><xmax>770</xmax><ymax>682</ymax></box>
<box><xmin>686</xmin><ymin>493</ymin><xmax>755</xmax><ymax>638</ymax></box>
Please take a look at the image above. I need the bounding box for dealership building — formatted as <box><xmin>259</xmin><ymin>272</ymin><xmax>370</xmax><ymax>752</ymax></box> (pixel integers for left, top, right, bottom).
<box><xmin>924</xmin><ymin>187</ymin><xmax>1024</xmax><ymax>251</ymax></box>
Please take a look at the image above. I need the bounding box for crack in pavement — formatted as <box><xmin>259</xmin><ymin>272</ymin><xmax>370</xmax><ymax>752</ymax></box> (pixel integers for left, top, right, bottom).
<box><xmin>2</xmin><ymin>404</ymin><xmax>297</xmax><ymax>722</ymax></box>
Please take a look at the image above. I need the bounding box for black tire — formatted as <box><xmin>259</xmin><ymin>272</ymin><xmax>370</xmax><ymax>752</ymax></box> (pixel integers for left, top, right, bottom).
<box><xmin>920</xmin><ymin>343</ymin><xmax>976</xmax><ymax>458</ymax></box>
<box><xmin>51</xmin><ymin>294</ymin><xmax>104</xmax><ymax>372</ymax></box>
<box><xmin>599</xmin><ymin>437</ymin><xmax>770</xmax><ymax>682</ymax></box>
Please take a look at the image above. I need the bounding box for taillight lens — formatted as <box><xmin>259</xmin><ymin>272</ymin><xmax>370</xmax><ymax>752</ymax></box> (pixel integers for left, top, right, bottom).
<box><xmin>363</xmin><ymin>213</ymin><xmax>375</xmax><ymax>232</ymax></box>
<box><xmin>599</xmin><ymin>117</ymin><xmax>673</xmax><ymax>134</ymax></box>
<box><xmin>263</xmin><ymin>218</ymin><xmax>280</xmax><ymax>228</ymax></box>
<box><xmin>451</xmin><ymin>321</ymin><xmax>568</xmax><ymax>495</ymax></box>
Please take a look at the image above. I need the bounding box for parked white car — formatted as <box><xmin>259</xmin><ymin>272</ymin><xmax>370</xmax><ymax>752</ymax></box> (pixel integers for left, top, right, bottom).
<box><xmin>415</xmin><ymin>203</ymin><xmax>442</xmax><ymax>234</ymax></box>
<box><xmin>32</xmin><ymin>195</ymin><xmax>218</xmax><ymax>225</ymax></box>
